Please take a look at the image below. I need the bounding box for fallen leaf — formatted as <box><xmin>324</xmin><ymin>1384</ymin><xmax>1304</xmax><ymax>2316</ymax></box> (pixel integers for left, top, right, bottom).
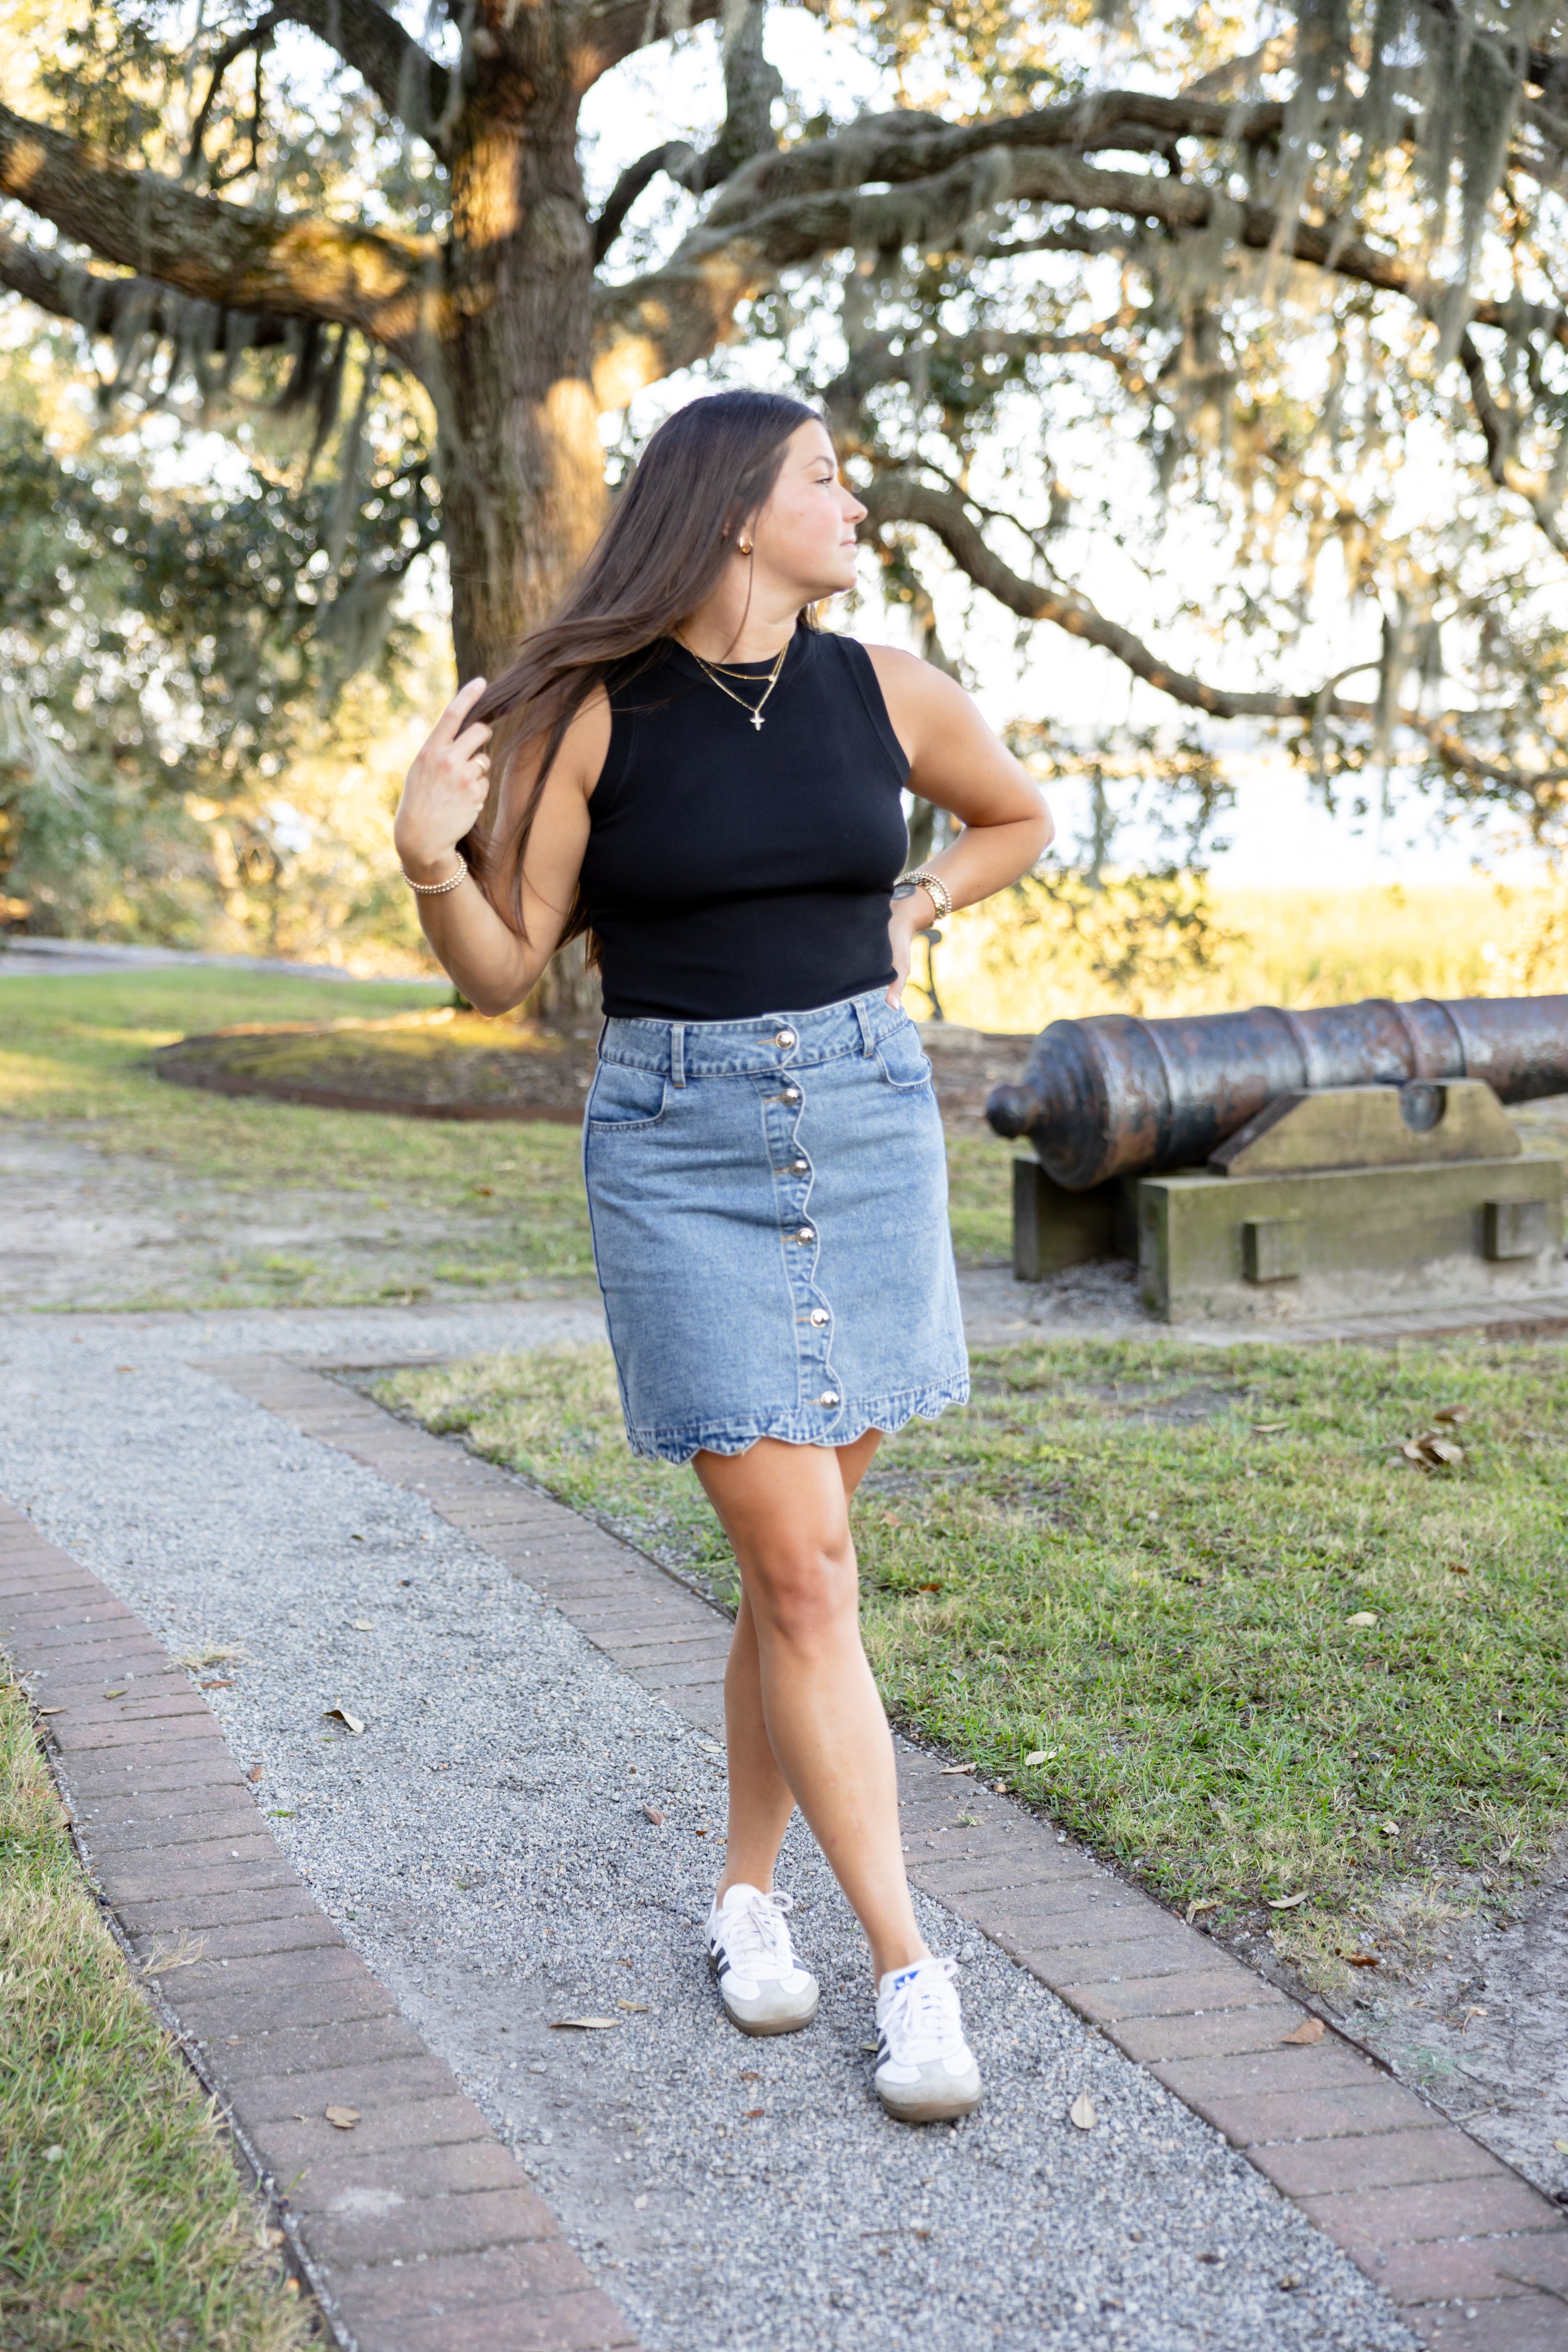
<box><xmin>1345</xmin><ymin>1953</ymin><xmax>1381</xmax><ymax>1968</ymax></box>
<box><xmin>743</xmin><ymin>2107</ymin><xmax>764</xmax><ymax>2120</ymax></box>
<box><xmin>617</xmin><ymin>2000</ymin><xmax>649</xmax><ymax>2012</ymax></box>
<box><xmin>1433</xmin><ymin>1404</ymin><xmax>1472</xmax><ymax>1425</ymax></box>
<box><xmin>1379</xmin><ymin>1819</ymin><xmax>1400</xmax><ymax>1836</ymax></box>
<box><xmin>739</xmin><ymin>2071</ymin><xmax>760</xmax><ymax>2080</ymax></box>
<box><xmin>917</xmin><ymin>1581</ymin><xmax>942</xmax><ymax>1593</ymax></box>
<box><xmin>1251</xmin><ymin>1421</ymin><xmax>1288</xmax><ymax>1433</ymax></box>
<box><xmin>1281</xmin><ymin>2016</ymin><xmax>1325</xmax><ymax>2045</ymax></box>
<box><xmin>470</xmin><ymin>1184</ymin><xmax>494</xmax><ymax>1196</ymax></box>
<box><xmin>352</xmin><ymin>1619</ymin><xmax>374</xmax><ymax>1632</ymax></box>
<box><xmin>1023</xmin><ymin>1749</ymin><xmax>1057</xmax><ymax>1767</ymax></box>
<box><xmin>323</xmin><ymin>2106</ymin><xmax>360</xmax><ymax>2130</ymax></box>
<box><xmin>1458</xmin><ymin>2007</ymin><xmax>1488</xmax><ymax>2033</ymax></box>
<box><xmin>321</xmin><ymin>1706</ymin><xmax>365</xmax><ymax>1735</ymax></box>
<box><xmin>247</xmin><ymin>1764</ymin><xmax>264</xmax><ymax>1783</ymax></box>
<box><xmin>940</xmin><ymin>1763</ymin><xmax>976</xmax><ymax>1776</ymax></box>
<box><xmin>1185</xmin><ymin>1898</ymin><xmax>1218</xmax><ymax>1922</ymax></box>
<box><xmin>103</xmin><ymin>1686</ymin><xmax>126</xmax><ymax>1699</ymax></box>
<box><xmin>60</xmin><ymin>2283</ymin><xmax>88</xmax><ymax>2309</ymax></box>
<box><xmin>642</xmin><ymin>1804</ymin><xmax>665</xmax><ymax>1825</ymax></box>
<box><xmin>42</xmin><ymin>2145</ymin><xmax>64</xmax><ymax>2162</ymax></box>
<box><xmin>1448</xmin><ymin>1562</ymin><xmax>1470</xmax><ymax>1576</ymax></box>
<box><xmin>36</xmin><ymin>1706</ymin><xmax>63</xmax><ymax>1716</ymax></box>
<box><xmin>693</xmin><ymin>1826</ymin><xmax>708</xmax><ymax>1837</ymax></box>
<box><xmin>1554</xmin><ymin>2139</ymin><xmax>1568</xmax><ymax>2154</ymax></box>
<box><xmin>201</xmin><ymin>1677</ymin><xmax>236</xmax><ymax>1690</ymax></box>
<box><xmin>862</xmin><ymin>2041</ymin><xmax>880</xmax><ymax>2053</ymax></box>
<box><xmin>1345</xmin><ymin>1612</ymin><xmax>1379</xmax><ymax>1627</ymax></box>
<box><xmin>1069</xmin><ymin>2091</ymin><xmax>1097</xmax><ymax>2131</ymax></box>
<box><xmin>551</xmin><ymin>2017</ymin><xmax>621</xmax><ymax>2031</ymax></box>
<box><xmin>1424</xmin><ymin>1436</ymin><xmax>1465</xmax><ymax>1465</ymax></box>
<box><xmin>993</xmin><ymin>1779</ymin><xmax>1009</xmax><ymax>1794</ymax></box>
<box><xmin>1267</xmin><ymin>1891</ymin><xmax>1310</xmax><ymax>1909</ymax></box>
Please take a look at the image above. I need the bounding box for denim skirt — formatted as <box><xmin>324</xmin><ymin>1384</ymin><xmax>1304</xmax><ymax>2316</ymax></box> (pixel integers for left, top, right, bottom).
<box><xmin>581</xmin><ymin>988</ymin><xmax>970</xmax><ymax>1464</ymax></box>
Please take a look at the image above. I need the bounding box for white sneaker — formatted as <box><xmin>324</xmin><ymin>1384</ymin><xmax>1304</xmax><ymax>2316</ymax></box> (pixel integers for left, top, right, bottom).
<box><xmin>706</xmin><ymin>1884</ymin><xmax>819</xmax><ymax>2036</ymax></box>
<box><xmin>874</xmin><ymin>1955</ymin><xmax>983</xmax><ymax>2122</ymax></box>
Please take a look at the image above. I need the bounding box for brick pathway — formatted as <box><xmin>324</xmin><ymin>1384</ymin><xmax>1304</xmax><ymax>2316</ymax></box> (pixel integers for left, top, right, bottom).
<box><xmin>0</xmin><ymin>1497</ymin><xmax>638</xmax><ymax>2352</ymax></box>
<box><xmin>5</xmin><ymin>1348</ymin><xmax>1566</xmax><ymax>2351</ymax></box>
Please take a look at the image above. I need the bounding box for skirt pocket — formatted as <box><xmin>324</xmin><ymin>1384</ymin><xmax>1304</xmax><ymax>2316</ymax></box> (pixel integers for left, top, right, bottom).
<box><xmin>586</xmin><ymin>1060</ymin><xmax>670</xmax><ymax>1129</ymax></box>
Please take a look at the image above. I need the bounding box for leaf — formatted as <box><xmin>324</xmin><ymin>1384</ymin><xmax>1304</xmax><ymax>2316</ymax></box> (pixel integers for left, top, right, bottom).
<box><xmin>1345</xmin><ymin>1612</ymin><xmax>1379</xmax><ymax>1627</ymax></box>
<box><xmin>201</xmin><ymin>1677</ymin><xmax>236</xmax><ymax>1690</ymax></box>
<box><xmin>1069</xmin><ymin>2091</ymin><xmax>1097</xmax><ymax>2131</ymax></box>
<box><xmin>1185</xmin><ymin>1897</ymin><xmax>1218</xmax><ymax>1921</ymax></box>
<box><xmin>1425</xmin><ymin>1436</ymin><xmax>1466</xmax><ymax>1465</ymax></box>
<box><xmin>322</xmin><ymin>1706</ymin><xmax>365</xmax><ymax>1734</ymax></box>
<box><xmin>1281</xmin><ymin>2016</ymin><xmax>1325</xmax><ymax>2045</ymax></box>
<box><xmin>1251</xmin><ymin>1421</ymin><xmax>1288</xmax><ymax>1433</ymax></box>
<box><xmin>551</xmin><ymin>2017</ymin><xmax>621</xmax><ymax>2031</ymax></box>
<box><xmin>940</xmin><ymin>1762</ymin><xmax>976</xmax><ymax>1776</ymax></box>
<box><xmin>617</xmin><ymin>2000</ymin><xmax>649</xmax><ymax>2012</ymax></box>
<box><xmin>1267</xmin><ymin>1891</ymin><xmax>1309</xmax><ymax>1909</ymax></box>
<box><xmin>247</xmin><ymin>1764</ymin><xmax>264</xmax><ymax>1782</ymax></box>
<box><xmin>1433</xmin><ymin>1404</ymin><xmax>1472</xmax><ymax>1425</ymax></box>
<box><xmin>1345</xmin><ymin>1953</ymin><xmax>1381</xmax><ymax>1968</ymax></box>
<box><xmin>36</xmin><ymin>1706</ymin><xmax>63</xmax><ymax>1716</ymax></box>
<box><xmin>743</xmin><ymin>2107</ymin><xmax>764</xmax><ymax>2119</ymax></box>
<box><xmin>1554</xmin><ymin>2140</ymin><xmax>1568</xmax><ymax>2155</ymax></box>
<box><xmin>1023</xmin><ymin>1749</ymin><xmax>1057</xmax><ymax>1766</ymax></box>
<box><xmin>642</xmin><ymin>1804</ymin><xmax>665</xmax><ymax>1825</ymax></box>
<box><xmin>103</xmin><ymin>1686</ymin><xmax>126</xmax><ymax>1699</ymax></box>
<box><xmin>1379</xmin><ymin>1819</ymin><xmax>1399</xmax><ymax>1836</ymax></box>
<box><xmin>1448</xmin><ymin>1561</ymin><xmax>1470</xmax><ymax>1576</ymax></box>
<box><xmin>324</xmin><ymin>2106</ymin><xmax>360</xmax><ymax>2129</ymax></box>
<box><xmin>352</xmin><ymin>1619</ymin><xmax>374</xmax><ymax>1632</ymax></box>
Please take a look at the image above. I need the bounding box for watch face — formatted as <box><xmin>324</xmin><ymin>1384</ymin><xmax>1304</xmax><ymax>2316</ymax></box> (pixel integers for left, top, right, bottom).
<box><xmin>891</xmin><ymin>882</ymin><xmax>917</xmax><ymax>898</ymax></box>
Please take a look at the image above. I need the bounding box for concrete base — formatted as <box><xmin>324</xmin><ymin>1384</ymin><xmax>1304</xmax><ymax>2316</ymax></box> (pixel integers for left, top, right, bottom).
<box><xmin>1137</xmin><ymin>1153</ymin><xmax>1566</xmax><ymax>1325</ymax></box>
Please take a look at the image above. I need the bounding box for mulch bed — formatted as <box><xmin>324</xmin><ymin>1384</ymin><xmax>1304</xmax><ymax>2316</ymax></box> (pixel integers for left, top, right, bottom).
<box><xmin>152</xmin><ymin>1012</ymin><xmax>1033</xmax><ymax>1129</ymax></box>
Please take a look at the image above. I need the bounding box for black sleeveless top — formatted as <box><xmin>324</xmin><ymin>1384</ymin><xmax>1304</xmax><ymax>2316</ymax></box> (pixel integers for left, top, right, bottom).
<box><xmin>580</xmin><ymin>625</ymin><xmax>911</xmax><ymax>1022</ymax></box>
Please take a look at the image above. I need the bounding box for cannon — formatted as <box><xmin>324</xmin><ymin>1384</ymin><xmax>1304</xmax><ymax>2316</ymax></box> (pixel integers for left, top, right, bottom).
<box><xmin>985</xmin><ymin>994</ymin><xmax>1568</xmax><ymax>1325</ymax></box>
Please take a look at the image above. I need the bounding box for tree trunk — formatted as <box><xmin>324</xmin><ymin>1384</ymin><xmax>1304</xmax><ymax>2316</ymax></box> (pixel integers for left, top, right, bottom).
<box><xmin>436</xmin><ymin>65</ymin><xmax>607</xmax><ymax>683</ymax></box>
<box><xmin>434</xmin><ymin>54</ymin><xmax>608</xmax><ymax>1022</ymax></box>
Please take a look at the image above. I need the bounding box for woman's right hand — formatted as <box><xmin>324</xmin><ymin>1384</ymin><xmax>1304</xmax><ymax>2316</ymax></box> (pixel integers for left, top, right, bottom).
<box><xmin>393</xmin><ymin>675</ymin><xmax>494</xmax><ymax>880</ymax></box>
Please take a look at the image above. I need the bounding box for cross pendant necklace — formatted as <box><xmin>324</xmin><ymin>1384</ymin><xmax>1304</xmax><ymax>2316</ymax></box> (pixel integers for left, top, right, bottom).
<box><xmin>681</xmin><ymin>634</ymin><xmax>789</xmax><ymax>730</ymax></box>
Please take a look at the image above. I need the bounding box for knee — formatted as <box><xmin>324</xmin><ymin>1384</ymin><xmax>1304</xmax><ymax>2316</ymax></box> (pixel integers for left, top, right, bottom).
<box><xmin>746</xmin><ymin>1540</ymin><xmax>855</xmax><ymax>1652</ymax></box>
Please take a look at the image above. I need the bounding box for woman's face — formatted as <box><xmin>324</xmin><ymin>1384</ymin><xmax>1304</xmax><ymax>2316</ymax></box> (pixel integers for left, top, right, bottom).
<box><xmin>748</xmin><ymin>421</ymin><xmax>866</xmax><ymax>597</ymax></box>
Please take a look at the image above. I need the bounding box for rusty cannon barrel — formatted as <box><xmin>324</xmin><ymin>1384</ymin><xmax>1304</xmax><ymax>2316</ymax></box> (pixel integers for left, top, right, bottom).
<box><xmin>986</xmin><ymin>994</ymin><xmax>1568</xmax><ymax>1192</ymax></box>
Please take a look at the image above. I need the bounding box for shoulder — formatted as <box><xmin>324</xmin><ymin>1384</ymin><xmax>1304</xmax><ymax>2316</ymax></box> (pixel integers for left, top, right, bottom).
<box><xmin>857</xmin><ymin>643</ymin><xmax>973</xmax><ymax>736</ymax></box>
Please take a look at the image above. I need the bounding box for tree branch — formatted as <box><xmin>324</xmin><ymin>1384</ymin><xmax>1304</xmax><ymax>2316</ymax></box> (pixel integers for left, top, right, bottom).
<box><xmin>0</xmin><ymin>101</ymin><xmax>436</xmax><ymax>351</ymax></box>
<box><xmin>570</xmin><ymin>0</ymin><xmax>728</xmax><ymax>85</ymax></box>
<box><xmin>1457</xmin><ymin>330</ymin><xmax>1568</xmax><ymax>555</ymax></box>
<box><xmin>862</xmin><ymin>473</ymin><xmax>1568</xmax><ymax>794</ymax></box>
<box><xmin>592</xmin><ymin>139</ymin><xmax>696</xmax><ymax>266</ymax></box>
<box><xmin>0</xmin><ymin>226</ymin><xmax>293</xmax><ymax>350</ymax></box>
<box><xmin>195</xmin><ymin>0</ymin><xmax>450</xmax><ymax>150</ymax></box>
<box><xmin>593</xmin><ymin>132</ymin><xmax>1568</xmax><ymax>404</ymax></box>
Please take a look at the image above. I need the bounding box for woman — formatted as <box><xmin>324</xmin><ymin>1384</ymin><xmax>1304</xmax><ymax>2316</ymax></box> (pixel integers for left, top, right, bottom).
<box><xmin>394</xmin><ymin>390</ymin><xmax>1051</xmax><ymax>2124</ymax></box>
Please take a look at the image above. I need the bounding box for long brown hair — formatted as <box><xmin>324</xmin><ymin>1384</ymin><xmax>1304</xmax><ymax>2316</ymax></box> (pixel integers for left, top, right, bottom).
<box><xmin>465</xmin><ymin>388</ymin><xmax>825</xmax><ymax>944</ymax></box>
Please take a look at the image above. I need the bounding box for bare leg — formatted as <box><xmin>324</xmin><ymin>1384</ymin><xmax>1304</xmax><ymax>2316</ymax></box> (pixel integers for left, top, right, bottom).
<box><xmin>717</xmin><ymin>1431</ymin><xmax>883</xmax><ymax>1895</ymax></box>
<box><xmin>699</xmin><ymin>1432</ymin><xmax>925</xmax><ymax>1983</ymax></box>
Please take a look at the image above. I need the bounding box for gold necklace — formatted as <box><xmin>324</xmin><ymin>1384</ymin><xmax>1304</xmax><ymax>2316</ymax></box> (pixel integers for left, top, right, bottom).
<box><xmin>679</xmin><ymin>635</ymin><xmax>789</xmax><ymax>731</ymax></box>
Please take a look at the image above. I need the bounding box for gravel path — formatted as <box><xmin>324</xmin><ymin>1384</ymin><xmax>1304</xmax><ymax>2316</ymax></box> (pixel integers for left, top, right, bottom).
<box><xmin>0</xmin><ymin>1303</ymin><xmax>1415</xmax><ymax>2352</ymax></box>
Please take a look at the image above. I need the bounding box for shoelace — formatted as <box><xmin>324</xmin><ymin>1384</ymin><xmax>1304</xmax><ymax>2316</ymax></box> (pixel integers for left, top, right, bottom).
<box><xmin>881</xmin><ymin>1955</ymin><xmax>963</xmax><ymax>2061</ymax></box>
<box><xmin>717</xmin><ymin>1887</ymin><xmax>796</xmax><ymax>1976</ymax></box>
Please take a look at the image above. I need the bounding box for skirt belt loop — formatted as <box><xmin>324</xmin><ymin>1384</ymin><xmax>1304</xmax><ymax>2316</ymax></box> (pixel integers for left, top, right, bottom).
<box><xmin>853</xmin><ymin>995</ymin><xmax>877</xmax><ymax>1057</ymax></box>
<box><xmin>670</xmin><ymin>1022</ymin><xmax>686</xmax><ymax>1088</ymax></box>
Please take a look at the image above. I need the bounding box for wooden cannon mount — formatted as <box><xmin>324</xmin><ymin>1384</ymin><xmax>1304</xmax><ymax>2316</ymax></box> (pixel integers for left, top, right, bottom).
<box><xmin>988</xmin><ymin>996</ymin><xmax>1568</xmax><ymax>1326</ymax></box>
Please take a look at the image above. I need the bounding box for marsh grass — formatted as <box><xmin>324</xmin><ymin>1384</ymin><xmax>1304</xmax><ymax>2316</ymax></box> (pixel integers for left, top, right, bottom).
<box><xmin>379</xmin><ymin>1335</ymin><xmax>1568</xmax><ymax>1978</ymax></box>
<box><xmin>0</xmin><ymin>1678</ymin><xmax>313</xmax><ymax>2350</ymax></box>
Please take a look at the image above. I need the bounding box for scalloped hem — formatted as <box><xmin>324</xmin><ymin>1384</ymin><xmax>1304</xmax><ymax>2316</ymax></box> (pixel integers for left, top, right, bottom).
<box><xmin>624</xmin><ymin>1376</ymin><xmax>971</xmax><ymax>1466</ymax></box>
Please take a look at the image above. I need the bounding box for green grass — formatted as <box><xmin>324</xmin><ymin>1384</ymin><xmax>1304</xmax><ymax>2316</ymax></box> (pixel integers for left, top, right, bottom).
<box><xmin>0</xmin><ymin>1677</ymin><xmax>314</xmax><ymax>2350</ymax></box>
<box><xmin>378</xmin><ymin>1334</ymin><xmax>1568</xmax><ymax>1985</ymax></box>
<box><xmin>0</xmin><ymin>972</ymin><xmax>1016</xmax><ymax>1308</ymax></box>
<box><xmin>0</xmin><ymin>970</ymin><xmax>595</xmax><ymax>1301</ymax></box>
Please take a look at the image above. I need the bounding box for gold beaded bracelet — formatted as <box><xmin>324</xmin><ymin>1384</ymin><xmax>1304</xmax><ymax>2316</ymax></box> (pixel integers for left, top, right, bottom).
<box><xmin>903</xmin><ymin>866</ymin><xmax>953</xmax><ymax>922</ymax></box>
<box><xmin>402</xmin><ymin>854</ymin><xmax>469</xmax><ymax>896</ymax></box>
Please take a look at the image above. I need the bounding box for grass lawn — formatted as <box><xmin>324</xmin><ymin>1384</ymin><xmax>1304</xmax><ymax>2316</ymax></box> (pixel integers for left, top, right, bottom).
<box><xmin>378</xmin><ymin>1333</ymin><xmax>1568</xmax><ymax>1988</ymax></box>
<box><xmin>0</xmin><ymin>971</ymin><xmax>1015</xmax><ymax>1307</ymax></box>
<box><xmin>0</xmin><ymin>1676</ymin><xmax>313</xmax><ymax>2350</ymax></box>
